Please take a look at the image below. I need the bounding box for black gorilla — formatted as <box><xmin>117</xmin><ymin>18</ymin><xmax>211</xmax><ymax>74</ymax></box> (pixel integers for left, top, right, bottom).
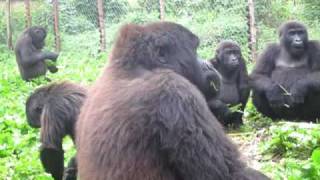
<box><xmin>209</xmin><ymin>40</ymin><xmax>250</xmax><ymax>127</ymax></box>
<box><xmin>15</xmin><ymin>26</ymin><xmax>59</xmax><ymax>81</ymax></box>
<box><xmin>77</xmin><ymin>22</ymin><xmax>269</xmax><ymax>180</ymax></box>
<box><xmin>199</xmin><ymin>59</ymin><xmax>234</xmax><ymax>126</ymax></box>
<box><xmin>26</xmin><ymin>82</ymin><xmax>87</xmax><ymax>180</ymax></box>
<box><xmin>250</xmin><ymin>21</ymin><xmax>320</xmax><ymax>121</ymax></box>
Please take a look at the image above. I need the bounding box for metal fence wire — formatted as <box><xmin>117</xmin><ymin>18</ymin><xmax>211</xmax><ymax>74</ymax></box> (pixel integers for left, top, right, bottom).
<box><xmin>0</xmin><ymin>0</ymin><xmax>318</xmax><ymax>62</ymax></box>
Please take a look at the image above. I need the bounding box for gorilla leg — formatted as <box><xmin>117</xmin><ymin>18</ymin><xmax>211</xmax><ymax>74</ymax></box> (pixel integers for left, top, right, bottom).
<box><xmin>252</xmin><ymin>92</ymin><xmax>278</xmax><ymax>119</ymax></box>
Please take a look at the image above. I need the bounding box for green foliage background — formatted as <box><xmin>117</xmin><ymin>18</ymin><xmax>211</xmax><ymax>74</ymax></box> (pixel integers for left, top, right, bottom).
<box><xmin>0</xmin><ymin>0</ymin><xmax>320</xmax><ymax>179</ymax></box>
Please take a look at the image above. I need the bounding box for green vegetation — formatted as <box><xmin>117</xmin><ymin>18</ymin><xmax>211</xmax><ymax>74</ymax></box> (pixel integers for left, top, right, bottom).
<box><xmin>0</xmin><ymin>0</ymin><xmax>320</xmax><ymax>179</ymax></box>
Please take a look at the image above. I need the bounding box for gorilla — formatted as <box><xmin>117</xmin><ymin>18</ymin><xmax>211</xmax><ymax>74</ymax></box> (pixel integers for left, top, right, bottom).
<box><xmin>198</xmin><ymin>59</ymin><xmax>234</xmax><ymax>126</ymax></box>
<box><xmin>250</xmin><ymin>21</ymin><xmax>320</xmax><ymax>121</ymax></box>
<box><xmin>209</xmin><ymin>40</ymin><xmax>250</xmax><ymax>127</ymax></box>
<box><xmin>26</xmin><ymin>82</ymin><xmax>87</xmax><ymax>180</ymax></box>
<box><xmin>15</xmin><ymin>26</ymin><xmax>59</xmax><ymax>81</ymax></box>
<box><xmin>77</xmin><ymin>22</ymin><xmax>269</xmax><ymax>180</ymax></box>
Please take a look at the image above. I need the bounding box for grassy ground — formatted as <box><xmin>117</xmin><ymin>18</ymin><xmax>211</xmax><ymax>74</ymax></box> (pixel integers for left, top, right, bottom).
<box><xmin>0</xmin><ymin>40</ymin><xmax>320</xmax><ymax>179</ymax></box>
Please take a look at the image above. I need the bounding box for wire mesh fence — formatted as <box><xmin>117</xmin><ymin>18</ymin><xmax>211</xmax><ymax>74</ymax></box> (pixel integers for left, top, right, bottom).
<box><xmin>1</xmin><ymin>0</ymin><xmax>320</xmax><ymax>62</ymax></box>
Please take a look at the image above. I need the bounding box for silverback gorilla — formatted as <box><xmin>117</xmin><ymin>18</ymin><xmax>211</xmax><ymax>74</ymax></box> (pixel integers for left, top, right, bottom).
<box><xmin>15</xmin><ymin>26</ymin><xmax>59</xmax><ymax>81</ymax></box>
<box><xmin>210</xmin><ymin>40</ymin><xmax>250</xmax><ymax>127</ymax></box>
<box><xmin>26</xmin><ymin>82</ymin><xmax>86</xmax><ymax>180</ymax></box>
<box><xmin>77</xmin><ymin>22</ymin><xmax>269</xmax><ymax>180</ymax></box>
<box><xmin>250</xmin><ymin>21</ymin><xmax>320</xmax><ymax>121</ymax></box>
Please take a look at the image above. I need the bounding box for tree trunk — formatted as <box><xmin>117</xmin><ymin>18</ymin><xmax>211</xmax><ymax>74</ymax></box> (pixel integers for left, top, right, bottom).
<box><xmin>97</xmin><ymin>0</ymin><xmax>106</xmax><ymax>52</ymax></box>
<box><xmin>24</xmin><ymin>0</ymin><xmax>32</xmax><ymax>28</ymax></box>
<box><xmin>6</xmin><ymin>0</ymin><xmax>13</xmax><ymax>50</ymax></box>
<box><xmin>53</xmin><ymin>0</ymin><xmax>61</xmax><ymax>52</ymax></box>
<box><xmin>247</xmin><ymin>0</ymin><xmax>257</xmax><ymax>61</ymax></box>
<box><xmin>159</xmin><ymin>0</ymin><xmax>165</xmax><ymax>21</ymax></box>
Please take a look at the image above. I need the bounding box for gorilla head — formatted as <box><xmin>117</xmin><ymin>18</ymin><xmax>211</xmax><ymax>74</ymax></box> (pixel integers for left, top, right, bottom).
<box><xmin>26</xmin><ymin>89</ymin><xmax>46</xmax><ymax>128</ymax></box>
<box><xmin>28</xmin><ymin>26</ymin><xmax>47</xmax><ymax>49</ymax></box>
<box><xmin>199</xmin><ymin>59</ymin><xmax>222</xmax><ymax>99</ymax></box>
<box><xmin>110</xmin><ymin>22</ymin><xmax>207</xmax><ymax>94</ymax></box>
<box><xmin>279</xmin><ymin>21</ymin><xmax>308</xmax><ymax>57</ymax></box>
<box><xmin>215</xmin><ymin>40</ymin><xmax>242</xmax><ymax>72</ymax></box>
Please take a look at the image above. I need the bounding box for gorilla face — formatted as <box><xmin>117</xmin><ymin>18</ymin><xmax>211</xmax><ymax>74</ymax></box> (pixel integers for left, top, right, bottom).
<box><xmin>218</xmin><ymin>47</ymin><xmax>241</xmax><ymax>71</ymax></box>
<box><xmin>279</xmin><ymin>22</ymin><xmax>309</xmax><ymax>57</ymax></box>
<box><xmin>26</xmin><ymin>91</ymin><xmax>45</xmax><ymax>128</ymax></box>
<box><xmin>30</xmin><ymin>27</ymin><xmax>47</xmax><ymax>49</ymax></box>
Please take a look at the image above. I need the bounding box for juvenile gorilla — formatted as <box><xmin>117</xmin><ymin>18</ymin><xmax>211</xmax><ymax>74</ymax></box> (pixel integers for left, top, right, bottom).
<box><xmin>199</xmin><ymin>59</ymin><xmax>234</xmax><ymax>126</ymax></box>
<box><xmin>77</xmin><ymin>22</ymin><xmax>269</xmax><ymax>180</ymax></box>
<box><xmin>26</xmin><ymin>82</ymin><xmax>87</xmax><ymax>180</ymax></box>
<box><xmin>15</xmin><ymin>26</ymin><xmax>59</xmax><ymax>81</ymax></box>
<box><xmin>209</xmin><ymin>40</ymin><xmax>250</xmax><ymax>127</ymax></box>
<box><xmin>250</xmin><ymin>21</ymin><xmax>320</xmax><ymax>121</ymax></box>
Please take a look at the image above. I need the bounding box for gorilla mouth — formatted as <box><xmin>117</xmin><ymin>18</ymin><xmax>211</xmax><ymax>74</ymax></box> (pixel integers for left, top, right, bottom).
<box><xmin>292</xmin><ymin>44</ymin><xmax>304</xmax><ymax>50</ymax></box>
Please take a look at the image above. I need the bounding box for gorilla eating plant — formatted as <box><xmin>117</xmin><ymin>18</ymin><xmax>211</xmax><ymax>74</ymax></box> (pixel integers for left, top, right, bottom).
<box><xmin>250</xmin><ymin>21</ymin><xmax>320</xmax><ymax>121</ymax></box>
<box><xmin>15</xmin><ymin>26</ymin><xmax>59</xmax><ymax>81</ymax></box>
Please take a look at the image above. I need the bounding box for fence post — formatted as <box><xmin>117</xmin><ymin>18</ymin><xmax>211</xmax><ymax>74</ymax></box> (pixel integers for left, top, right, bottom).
<box><xmin>53</xmin><ymin>0</ymin><xmax>61</xmax><ymax>52</ymax></box>
<box><xmin>6</xmin><ymin>0</ymin><xmax>13</xmax><ymax>50</ymax></box>
<box><xmin>97</xmin><ymin>0</ymin><xmax>106</xmax><ymax>52</ymax></box>
<box><xmin>24</xmin><ymin>0</ymin><xmax>32</xmax><ymax>28</ymax></box>
<box><xmin>247</xmin><ymin>0</ymin><xmax>257</xmax><ymax>61</ymax></box>
<box><xmin>159</xmin><ymin>0</ymin><xmax>165</xmax><ymax>21</ymax></box>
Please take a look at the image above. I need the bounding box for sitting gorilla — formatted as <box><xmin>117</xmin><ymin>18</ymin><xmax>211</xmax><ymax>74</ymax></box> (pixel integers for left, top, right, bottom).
<box><xmin>250</xmin><ymin>21</ymin><xmax>320</xmax><ymax>121</ymax></box>
<box><xmin>209</xmin><ymin>40</ymin><xmax>250</xmax><ymax>127</ymax></box>
<box><xmin>26</xmin><ymin>81</ymin><xmax>87</xmax><ymax>180</ymax></box>
<box><xmin>77</xmin><ymin>22</ymin><xmax>269</xmax><ymax>180</ymax></box>
<box><xmin>15</xmin><ymin>26</ymin><xmax>59</xmax><ymax>81</ymax></box>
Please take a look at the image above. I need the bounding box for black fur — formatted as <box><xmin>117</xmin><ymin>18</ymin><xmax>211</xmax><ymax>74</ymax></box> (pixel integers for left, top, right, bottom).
<box><xmin>77</xmin><ymin>22</ymin><xmax>269</xmax><ymax>180</ymax></box>
<box><xmin>250</xmin><ymin>21</ymin><xmax>320</xmax><ymax>121</ymax></box>
<box><xmin>209</xmin><ymin>40</ymin><xmax>250</xmax><ymax>127</ymax></box>
<box><xmin>199</xmin><ymin>59</ymin><xmax>234</xmax><ymax>126</ymax></box>
<box><xmin>15</xmin><ymin>26</ymin><xmax>59</xmax><ymax>81</ymax></box>
<box><xmin>26</xmin><ymin>82</ymin><xmax>86</xmax><ymax>180</ymax></box>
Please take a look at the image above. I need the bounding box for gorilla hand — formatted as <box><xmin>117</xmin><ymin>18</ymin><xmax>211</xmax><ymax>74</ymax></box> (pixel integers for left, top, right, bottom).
<box><xmin>48</xmin><ymin>65</ymin><xmax>58</xmax><ymax>73</ymax></box>
<box><xmin>266</xmin><ymin>84</ymin><xmax>286</xmax><ymax>107</ymax></box>
<box><xmin>46</xmin><ymin>52</ymin><xmax>59</xmax><ymax>61</ymax></box>
<box><xmin>63</xmin><ymin>167</ymin><xmax>77</xmax><ymax>180</ymax></box>
<box><xmin>289</xmin><ymin>82</ymin><xmax>307</xmax><ymax>105</ymax></box>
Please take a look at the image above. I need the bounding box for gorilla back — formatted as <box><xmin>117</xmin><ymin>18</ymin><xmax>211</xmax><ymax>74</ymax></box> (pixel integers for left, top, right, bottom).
<box><xmin>250</xmin><ymin>21</ymin><xmax>320</xmax><ymax>121</ymax></box>
<box><xmin>77</xmin><ymin>22</ymin><xmax>269</xmax><ymax>180</ymax></box>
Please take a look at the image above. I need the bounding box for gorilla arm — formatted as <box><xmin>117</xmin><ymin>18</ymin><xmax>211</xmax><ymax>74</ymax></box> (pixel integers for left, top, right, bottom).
<box><xmin>289</xmin><ymin>41</ymin><xmax>320</xmax><ymax>104</ymax></box>
<box><xmin>250</xmin><ymin>44</ymin><xmax>287</xmax><ymax>106</ymax></box>
<box><xmin>156</xmin><ymin>82</ymin><xmax>245</xmax><ymax>179</ymax></box>
<box><xmin>18</xmin><ymin>39</ymin><xmax>58</xmax><ymax>66</ymax></box>
<box><xmin>250</xmin><ymin>44</ymin><xmax>280</xmax><ymax>92</ymax></box>
<box><xmin>238</xmin><ymin>58</ymin><xmax>250</xmax><ymax>108</ymax></box>
<box><xmin>207</xmin><ymin>99</ymin><xmax>234</xmax><ymax>125</ymax></box>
